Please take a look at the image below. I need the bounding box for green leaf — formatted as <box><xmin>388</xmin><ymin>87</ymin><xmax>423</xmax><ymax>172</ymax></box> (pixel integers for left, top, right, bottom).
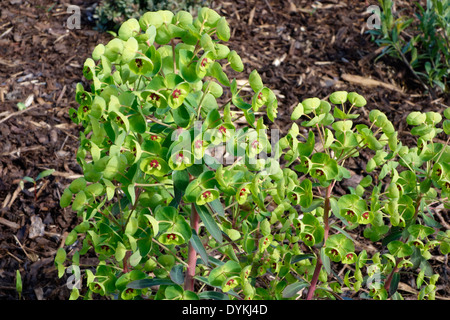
<box><xmin>72</xmin><ymin>191</ymin><xmax>86</xmax><ymax>211</ymax></box>
<box><xmin>118</xmin><ymin>18</ymin><xmax>140</xmax><ymax>41</ymax></box>
<box><xmin>443</xmin><ymin>120</ymin><xmax>450</xmax><ymax>135</ymax></box>
<box><xmin>15</xmin><ymin>270</ymin><xmax>22</xmax><ymax>298</ymax></box>
<box><xmin>209</xmin><ymin>199</ymin><xmax>225</xmax><ymax>218</ymax></box>
<box><xmin>127</xmin><ymin>278</ymin><xmax>175</xmax><ymax>289</ymax></box>
<box><xmin>139</xmin><ymin>12</ymin><xmax>164</xmax><ymax>30</ymax></box>
<box><xmin>55</xmin><ymin>247</ymin><xmax>66</xmax><ymax>265</ymax></box>
<box><xmin>209</xmin><ymin>62</ymin><xmax>230</xmax><ymax>86</ymax></box>
<box><xmin>282</xmin><ymin>281</ymin><xmax>309</xmax><ymax>298</ymax></box>
<box><xmin>60</xmin><ymin>189</ymin><xmax>73</xmax><ymax>208</ymax></box>
<box><xmin>406</xmin><ymin>112</ymin><xmax>426</xmax><ymax>126</ymax></box>
<box><xmin>216</xmin><ymin>17</ymin><xmax>230</xmax><ymax>41</ymax></box>
<box><xmin>329</xmin><ymin>91</ymin><xmax>348</xmax><ymax>105</ymax></box>
<box><xmin>249</xmin><ymin>69</ymin><xmax>264</xmax><ymax>93</ymax></box>
<box><xmin>291</xmin><ymin>102</ymin><xmax>304</xmax><ymax>120</ymax></box>
<box><xmin>444</xmin><ymin>108</ymin><xmax>450</xmax><ymax>120</ymax></box>
<box><xmin>291</xmin><ymin>254</ymin><xmax>314</xmax><ymax>264</ymax></box>
<box><xmin>69</xmin><ymin>177</ymin><xmax>87</xmax><ymax>194</ymax></box>
<box><xmin>122</xmin><ymin>37</ymin><xmax>138</xmax><ymax>63</ymax></box>
<box><xmin>198</xmin><ymin>291</ymin><xmax>229</xmax><ymax>300</ymax></box>
<box><xmin>200</xmin><ymin>32</ymin><xmax>216</xmax><ymax>55</ymax></box>
<box><xmin>347</xmin><ymin>92</ymin><xmax>366</xmax><ymax>107</ymax></box>
<box><xmin>36</xmin><ymin>169</ymin><xmax>55</xmax><ymax>181</ymax></box>
<box><xmin>92</xmin><ymin>44</ymin><xmax>105</xmax><ymax>61</ymax></box>
<box><xmin>407</xmin><ymin>224</ymin><xmax>435</xmax><ymax>240</ymax></box>
<box><xmin>227</xmin><ymin>50</ymin><xmax>244</xmax><ymax>72</ymax></box>
<box><xmin>170</xmin><ymin>264</ymin><xmax>185</xmax><ymax>285</ymax></box>
<box><xmin>144</xmin><ymin>214</ymin><xmax>159</xmax><ymax>236</ymax></box>
<box><xmin>302</xmin><ymin>97</ymin><xmax>321</xmax><ymax>114</ymax></box>
<box><xmin>190</xmin><ymin>229</ymin><xmax>209</xmax><ymax>265</ymax></box>
<box><xmin>387</xmin><ymin>240</ymin><xmax>413</xmax><ymax>258</ymax></box>
<box><xmin>195</xmin><ymin>204</ymin><xmax>223</xmax><ymax>243</ymax></box>
<box><xmin>104</xmin><ymin>38</ymin><xmax>124</xmax><ymax>62</ymax></box>
<box><xmin>174</xmin><ymin>11</ymin><xmax>193</xmax><ymax>27</ymax></box>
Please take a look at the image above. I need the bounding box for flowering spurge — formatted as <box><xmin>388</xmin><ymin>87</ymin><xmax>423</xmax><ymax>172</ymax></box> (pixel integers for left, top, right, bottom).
<box><xmin>140</xmin><ymin>157</ymin><xmax>169</xmax><ymax>177</ymax></box>
<box><xmin>236</xmin><ymin>184</ymin><xmax>251</xmax><ymax>205</ymax></box>
<box><xmin>195</xmin><ymin>189</ymin><xmax>219</xmax><ymax>205</ymax></box>
<box><xmin>191</xmin><ymin>137</ymin><xmax>207</xmax><ymax>160</ymax></box>
<box><xmin>168</xmin><ymin>150</ymin><xmax>193</xmax><ymax>171</ymax></box>
<box><xmin>57</xmin><ymin>6</ymin><xmax>450</xmax><ymax>301</ymax></box>
<box><xmin>208</xmin><ymin>123</ymin><xmax>235</xmax><ymax>145</ymax></box>
<box><xmin>57</xmin><ymin>6</ymin><xmax>290</xmax><ymax>300</ymax></box>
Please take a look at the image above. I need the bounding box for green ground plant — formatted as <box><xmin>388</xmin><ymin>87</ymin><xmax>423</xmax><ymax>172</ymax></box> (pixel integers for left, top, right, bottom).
<box><xmin>56</xmin><ymin>8</ymin><xmax>450</xmax><ymax>300</ymax></box>
<box><xmin>369</xmin><ymin>0</ymin><xmax>449</xmax><ymax>95</ymax></box>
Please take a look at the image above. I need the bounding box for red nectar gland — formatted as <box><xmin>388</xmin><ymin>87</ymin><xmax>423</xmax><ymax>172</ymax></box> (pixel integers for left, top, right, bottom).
<box><xmin>195</xmin><ymin>139</ymin><xmax>204</xmax><ymax>149</ymax></box>
<box><xmin>330</xmin><ymin>249</ymin><xmax>339</xmax><ymax>256</ymax></box>
<box><xmin>149</xmin><ymin>159</ymin><xmax>159</xmax><ymax>168</ymax></box>
<box><xmin>172</xmin><ymin>89</ymin><xmax>181</xmax><ymax>99</ymax></box>
<box><xmin>346</xmin><ymin>210</ymin><xmax>355</xmax><ymax>217</ymax></box>
<box><xmin>202</xmin><ymin>190</ymin><xmax>212</xmax><ymax>198</ymax></box>
<box><xmin>257</xmin><ymin>92</ymin><xmax>263</xmax><ymax>100</ymax></box>
<box><xmin>150</xmin><ymin>93</ymin><xmax>160</xmax><ymax>101</ymax></box>
<box><xmin>251</xmin><ymin>140</ymin><xmax>260</xmax><ymax>149</ymax></box>
<box><xmin>166</xmin><ymin>233</ymin><xmax>177</xmax><ymax>241</ymax></box>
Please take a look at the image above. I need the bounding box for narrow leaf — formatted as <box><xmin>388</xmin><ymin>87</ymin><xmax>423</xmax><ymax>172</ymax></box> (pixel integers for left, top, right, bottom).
<box><xmin>282</xmin><ymin>281</ymin><xmax>309</xmax><ymax>298</ymax></box>
<box><xmin>195</xmin><ymin>204</ymin><xmax>223</xmax><ymax>243</ymax></box>
<box><xmin>190</xmin><ymin>229</ymin><xmax>209</xmax><ymax>265</ymax></box>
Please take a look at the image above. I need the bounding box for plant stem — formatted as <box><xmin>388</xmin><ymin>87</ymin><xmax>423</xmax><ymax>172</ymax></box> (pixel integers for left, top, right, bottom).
<box><xmin>384</xmin><ymin>257</ymin><xmax>402</xmax><ymax>293</ymax></box>
<box><xmin>306</xmin><ymin>181</ymin><xmax>334</xmax><ymax>300</ymax></box>
<box><xmin>123</xmin><ymin>187</ymin><xmax>142</xmax><ymax>232</ymax></box>
<box><xmin>197</xmin><ymin>81</ymin><xmax>212</xmax><ymax>120</ymax></box>
<box><xmin>184</xmin><ymin>203</ymin><xmax>200</xmax><ymax>291</ymax></box>
<box><xmin>323</xmin><ymin>182</ymin><xmax>334</xmax><ymax>240</ymax></box>
<box><xmin>306</xmin><ymin>256</ymin><xmax>323</xmax><ymax>300</ymax></box>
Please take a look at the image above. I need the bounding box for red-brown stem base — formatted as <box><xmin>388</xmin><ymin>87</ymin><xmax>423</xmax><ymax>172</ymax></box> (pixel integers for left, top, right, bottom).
<box><xmin>184</xmin><ymin>204</ymin><xmax>199</xmax><ymax>292</ymax></box>
<box><xmin>306</xmin><ymin>257</ymin><xmax>323</xmax><ymax>300</ymax></box>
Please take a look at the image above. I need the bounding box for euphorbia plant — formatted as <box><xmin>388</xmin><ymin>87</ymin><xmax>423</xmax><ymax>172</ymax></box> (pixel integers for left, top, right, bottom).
<box><xmin>280</xmin><ymin>92</ymin><xmax>450</xmax><ymax>300</ymax></box>
<box><xmin>57</xmin><ymin>8</ymin><xmax>450</xmax><ymax>301</ymax></box>
<box><xmin>57</xmin><ymin>8</ymin><xmax>281</xmax><ymax>300</ymax></box>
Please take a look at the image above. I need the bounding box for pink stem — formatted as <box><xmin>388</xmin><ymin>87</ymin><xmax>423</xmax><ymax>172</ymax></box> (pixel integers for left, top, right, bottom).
<box><xmin>184</xmin><ymin>204</ymin><xmax>199</xmax><ymax>291</ymax></box>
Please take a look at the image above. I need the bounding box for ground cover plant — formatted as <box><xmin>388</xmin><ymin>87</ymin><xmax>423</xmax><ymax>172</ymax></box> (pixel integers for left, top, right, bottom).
<box><xmin>370</xmin><ymin>0</ymin><xmax>449</xmax><ymax>95</ymax></box>
<box><xmin>53</xmin><ymin>7</ymin><xmax>450</xmax><ymax>301</ymax></box>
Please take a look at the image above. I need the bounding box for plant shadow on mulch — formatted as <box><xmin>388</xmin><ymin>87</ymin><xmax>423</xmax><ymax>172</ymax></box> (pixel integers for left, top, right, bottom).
<box><xmin>0</xmin><ymin>0</ymin><xmax>448</xmax><ymax>300</ymax></box>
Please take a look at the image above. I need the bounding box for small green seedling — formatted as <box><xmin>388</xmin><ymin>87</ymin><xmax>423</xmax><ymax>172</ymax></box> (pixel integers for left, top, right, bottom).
<box><xmin>16</xmin><ymin>270</ymin><xmax>22</xmax><ymax>300</ymax></box>
<box><xmin>20</xmin><ymin>169</ymin><xmax>55</xmax><ymax>202</ymax></box>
